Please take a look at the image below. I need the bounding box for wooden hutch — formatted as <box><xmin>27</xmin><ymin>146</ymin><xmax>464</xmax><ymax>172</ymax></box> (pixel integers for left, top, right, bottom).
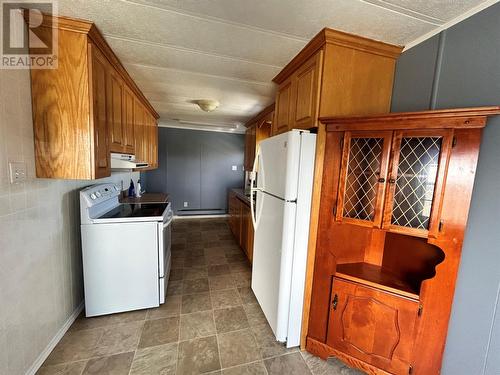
<box><xmin>306</xmin><ymin>107</ymin><xmax>500</xmax><ymax>375</ymax></box>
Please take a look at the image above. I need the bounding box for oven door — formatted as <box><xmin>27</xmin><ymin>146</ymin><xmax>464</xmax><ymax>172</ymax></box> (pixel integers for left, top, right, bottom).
<box><xmin>158</xmin><ymin>204</ymin><xmax>173</xmax><ymax>304</ymax></box>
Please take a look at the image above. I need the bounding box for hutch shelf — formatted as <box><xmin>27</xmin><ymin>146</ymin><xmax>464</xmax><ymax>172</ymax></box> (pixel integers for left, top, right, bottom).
<box><xmin>306</xmin><ymin>107</ymin><xmax>500</xmax><ymax>375</ymax></box>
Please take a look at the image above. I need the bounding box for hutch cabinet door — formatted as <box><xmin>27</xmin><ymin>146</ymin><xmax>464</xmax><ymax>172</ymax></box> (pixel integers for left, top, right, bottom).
<box><xmin>89</xmin><ymin>44</ymin><xmax>111</xmax><ymax>179</ymax></box>
<box><xmin>382</xmin><ymin>130</ymin><xmax>453</xmax><ymax>237</ymax></box>
<box><xmin>326</xmin><ymin>278</ymin><xmax>418</xmax><ymax>375</ymax></box>
<box><xmin>336</xmin><ymin>131</ymin><xmax>393</xmax><ymax>227</ymax></box>
<box><xmin>292</xmin><ymin>51</ymin><xmax>322</xmax><ymax>130</ymax></box>
<box><xmin>273</xmin><ymin>78</ymin><xmax>294</xmax><ymax>135</ymax></box>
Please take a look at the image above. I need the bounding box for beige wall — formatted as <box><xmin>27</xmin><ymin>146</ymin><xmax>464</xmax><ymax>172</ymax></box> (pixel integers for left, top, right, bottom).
<box><xmin>0</xmin><ymin>69</ymin><xmax>138</xmax><ymax>374</ymax></box>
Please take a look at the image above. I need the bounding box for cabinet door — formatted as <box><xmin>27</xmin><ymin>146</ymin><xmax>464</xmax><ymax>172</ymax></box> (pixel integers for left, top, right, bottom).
<box><xmin>327</xmin><ymin>278</ymin><xmax>418</xmax><ymax>375</ymax></box>
<box><xmin>133</xmin><ymin>98</ymin><xmax>145</xmax><ymax>162</ymax></box>
<box><xmin>244</xmin><ymin>124</ymin><xmax>256</xmax><ymax>171</ymax></box>
<box><xmin>228</xmin><ymin>193</ymin><xmax>239</xmax><ymax>237</ymax></box>
<box><xmin>382</xmin><ymin>130</ymin><xmax>453</xmax><ymax>238</ymax></box>
<box><xmin>151</xmin><ymin>116</ymin><xmax>158</xmax><ymax>168</ymax></box>
<box><xmin>89</xmin><ymin>44</ymin><xmax>110</xmax><ymax>179</ymax></box>
<box><xmin>122</xmin><ymin>86</ymin><xmax>135</xmax><ymax>154</ymax></box>
<box><xmin>240</xmin><ymin>202</ymin><xmax>249</xmax><ymax>256</ymax></box>
<box><xmin>292</xmin><ymin>51</ymin><xmax>322</xmax><ymax>130</ymax></box>
<box><xmin>108</xmin><ymin>69</ymin><xmax>124</xmax><ymax>153</ymax></box>
<box><xmin>273</xmin><ymin>78</ymin><xmax>293</xmax><ymax>135</ymax></box>
<box><xmin>336</xmin><ymin>131</ymin><xmax>392</xmax><ymax>227</ymax></box>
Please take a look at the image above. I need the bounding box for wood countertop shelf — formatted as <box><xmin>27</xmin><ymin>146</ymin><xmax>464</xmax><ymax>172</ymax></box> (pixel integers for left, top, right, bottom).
<box><xmin>335</xmin><ymin>262</ymin><xmax>420</xmax><ymax>301</ymax></box>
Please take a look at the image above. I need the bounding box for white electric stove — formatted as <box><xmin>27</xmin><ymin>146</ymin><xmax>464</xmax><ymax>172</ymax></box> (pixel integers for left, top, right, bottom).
<box><xmin>80</xmin><ymin>183</ymin><xmax>172</xmax><ymax>317</ymax></box>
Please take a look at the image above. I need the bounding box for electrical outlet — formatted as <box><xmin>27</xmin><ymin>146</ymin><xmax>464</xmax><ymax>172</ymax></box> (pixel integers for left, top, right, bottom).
<box><xmin>232</xmin><ymin>165</ymin><xmax>237</xmax><ymax>171</ymax></box>
<box><xmin>9</xmin><ymin>161</ymin><xmax>27</xmax><ymax>184</ymax></box>
<box><xmin>183</xmin><ymin>202</ymin><xmax>188</xmax><ymax>208</ymax></box>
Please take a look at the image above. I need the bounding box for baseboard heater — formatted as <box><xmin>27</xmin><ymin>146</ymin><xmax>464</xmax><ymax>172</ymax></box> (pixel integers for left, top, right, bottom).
<box><xmin>176</xmin><ymin>209</ymin><xmax>226</xmax><ymax>216</ymax></box>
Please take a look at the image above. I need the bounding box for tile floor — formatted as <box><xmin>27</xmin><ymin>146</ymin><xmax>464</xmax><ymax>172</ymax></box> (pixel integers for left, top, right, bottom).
<box><xmin>37</xmin><ymin>218</ymin><xmax>365</xmax><ymax>374</ymax></box>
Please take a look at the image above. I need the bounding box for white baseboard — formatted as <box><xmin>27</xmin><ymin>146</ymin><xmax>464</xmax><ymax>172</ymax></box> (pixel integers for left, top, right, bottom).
<box><xmin>25</xmin><ymin>301</ymin><xmax>85</xmax><ymax>375</ymax></box>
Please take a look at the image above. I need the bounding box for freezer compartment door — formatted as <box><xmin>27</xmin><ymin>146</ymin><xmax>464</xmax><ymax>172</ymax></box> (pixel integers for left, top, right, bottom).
<box><xmin>257</xmin><ymin>130</ymin><xmax>302</xmax><ymax>200</ymax></box>
<box><xmin>251</xmin><ymin>190</ymin><xmax>297</xmax><ymax>342</ymax></box>
<box><xmin>81</xmin><ymin>222</ymin><xmax>159</xmax><ymax>316</ymax></box>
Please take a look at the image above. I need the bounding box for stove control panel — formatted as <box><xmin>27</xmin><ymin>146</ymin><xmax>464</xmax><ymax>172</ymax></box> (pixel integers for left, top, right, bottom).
<box><xmin>81</xmin><ymin>184</ymin><xmax>121</xmax><ymax>206</ymax></box>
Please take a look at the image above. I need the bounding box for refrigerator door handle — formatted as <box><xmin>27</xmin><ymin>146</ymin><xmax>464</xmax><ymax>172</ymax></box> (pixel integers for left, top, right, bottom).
<box><xmin>250</xmin><ymin>147</ymin><xmax>261</xmax><ymax>229</ymax></box>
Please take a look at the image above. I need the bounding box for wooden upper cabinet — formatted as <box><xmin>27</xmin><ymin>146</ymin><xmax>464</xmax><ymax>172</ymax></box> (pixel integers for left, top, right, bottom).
<box><xmin>292</xmin><ymin>51</ymin><xmax>323</xmax><ymax>130</ymax></box>
<box><xmin>274</xmin><ymin>79</ymin><xmax>293</xmax><ymax>135</ymax></box>
<box><xmin>244</xmin><ymin>104</ymin><xmax>274</xmax><ymax>171</ymax></box>
<box><xmin>336</xmin><ymin>131</ymin><xmax>392</xmax><ymax>228</ymax></box>
<box><xmin>122</xmin><ymin>86</ymin><xmax>135</xmax><ymax>154</ymax></box>
<box><xmin>134</xmin><ymin>99</ymin><xmax>145</xmax><ymax>163</ymax></box>
<box><xmin>108</xmin><ymin>69</ymin><xmax>124</xmax><ymax>153</ymax></box>
<box><xmin>89</xmin><ymin>43</ymin><xmax>111</xmax><ymax>179</ymax></box>
<box><xmin>244</xmin><ymin>124</ymin><xmax>257</xmax><ymax>171</ymax></box>
<box><xmin>29</xmin><ymin>14</ymin><xmax>159</xmax><ymax>179</ymax></box>
<box><xmin>271</xmin><ymin>28</ymin><xmax>402</xmax><ymax>135</ymax></box>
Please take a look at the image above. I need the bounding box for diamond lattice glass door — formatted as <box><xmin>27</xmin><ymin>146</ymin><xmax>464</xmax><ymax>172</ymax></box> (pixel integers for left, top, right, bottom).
<box><xmin>383</xmin><ymin>130</ymin><xmax>452</xmax><ymax>236</ymax></box>
<box><xmin>336</xmin><ymin>131</ymin><xmax>392</xmax><ymax>227</ymax></box>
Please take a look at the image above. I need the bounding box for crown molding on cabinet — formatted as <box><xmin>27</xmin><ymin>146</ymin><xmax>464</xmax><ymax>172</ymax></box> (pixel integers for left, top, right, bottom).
<box><xmin>272</xmin><ymin>27</ymin><xmax>403</xmax><ymax>84</ymax></box>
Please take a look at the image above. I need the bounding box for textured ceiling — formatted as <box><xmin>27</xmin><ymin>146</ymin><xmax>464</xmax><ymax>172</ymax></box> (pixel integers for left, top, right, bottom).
<box><xmin>57</xmin><ymin>0</ymin><xmax>498</xmax><ymax>133</ymax></box>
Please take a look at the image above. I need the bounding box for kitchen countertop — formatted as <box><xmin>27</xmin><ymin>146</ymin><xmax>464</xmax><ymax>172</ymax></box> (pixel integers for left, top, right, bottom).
<box><xmin>231</xmin><ymin>188</ymin><xmax>251</xmax><ymax>206</ymax></box>
<box><xmin>120</xmin><ymin>193</ymin><xmax>169</xmax><ymax>204</ymax></box>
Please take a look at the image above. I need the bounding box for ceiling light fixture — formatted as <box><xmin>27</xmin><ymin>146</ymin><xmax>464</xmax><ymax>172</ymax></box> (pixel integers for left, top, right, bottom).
<box><xmin>194</xmin><ymin>99</ymin><xmax>220</xmax><ymax>112</ymax></box>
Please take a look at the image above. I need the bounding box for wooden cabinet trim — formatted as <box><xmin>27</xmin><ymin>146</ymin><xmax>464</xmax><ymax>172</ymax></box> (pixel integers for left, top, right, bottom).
<box><xmin>321</xmin><ymin>107</ymin><xmax>500</xmax><ymax>129</ymax></box>
<box><xmin>32</xmin><ymin>12</ymin><xmax>158</xmax><ymax>119</ymax></box>
<box><xmin>273</xmin><ymin>28</ymin><xmax>402</xmax><ymax>84</ymax></box>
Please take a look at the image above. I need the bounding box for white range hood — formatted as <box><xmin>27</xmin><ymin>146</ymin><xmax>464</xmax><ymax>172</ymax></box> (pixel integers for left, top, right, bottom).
<box><xmin>110</xmin><ymin>153</ymin><xmax>149</xmax><ymax>170</ymax></box>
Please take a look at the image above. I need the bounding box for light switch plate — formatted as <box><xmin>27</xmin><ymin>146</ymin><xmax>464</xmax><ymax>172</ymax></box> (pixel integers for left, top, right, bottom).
<box><xmin>183</xmin><ymin>202</ymin><xmax>188</xmax><ymax>208</ymax></box>
<box><xmin>9</xmin><ymin>161</ymin><xmax>27</xmax><ymax>184</ymax></box>
<box><xmin>231</xmin><ymin>165</ymin><xmax>237</xmax><ymax>171</ymax></box>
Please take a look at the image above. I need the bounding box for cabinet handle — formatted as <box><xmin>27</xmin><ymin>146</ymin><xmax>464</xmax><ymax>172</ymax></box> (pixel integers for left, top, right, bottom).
<box><xmin>377</xmin><ymin>178</ymin><xmax>385</xmax><ymax>183</ymax></box>
<box><xmin>439</xmin><ymin>220</ymin><xmax>444</xmax><ymax>232</ymax></box>
<box><xmin>389</xmin><ymin>178</ymin><xmax>396</xmax><ymax>184</ymax></box>
<box><xmin>332</xmin><ymin>294</ymin><xmax>338</xmax><ymax>310</ymax></box>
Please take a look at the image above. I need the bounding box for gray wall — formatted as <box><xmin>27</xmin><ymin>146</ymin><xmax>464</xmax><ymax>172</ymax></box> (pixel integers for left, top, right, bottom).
<box><xmin>391</xmin><ymin>4</ymin><xmax>500</xmax><ymax>374</ymax></box>
<box><xmin>142</xmin><ymin>127</ymin><xmax>245</xmax><ymax>214</ymax></box>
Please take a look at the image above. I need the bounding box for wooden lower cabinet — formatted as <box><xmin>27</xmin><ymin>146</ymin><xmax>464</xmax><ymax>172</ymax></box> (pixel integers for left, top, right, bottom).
<box><xmin>327</xmin><ymin>278</ymin><xmax>418</xmax><ymax>375</ymax></box>
<box><xmin>228</xmin><ymin>191</ymin><xmax>254</xmax><ymax>263</ymax></box>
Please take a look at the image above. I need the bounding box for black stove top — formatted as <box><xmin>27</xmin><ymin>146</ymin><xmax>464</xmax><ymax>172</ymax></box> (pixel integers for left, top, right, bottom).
<box><xmin>97</xmin><ymin>203</ymin><xmax>168</xmax><ymax>220</ymax></box>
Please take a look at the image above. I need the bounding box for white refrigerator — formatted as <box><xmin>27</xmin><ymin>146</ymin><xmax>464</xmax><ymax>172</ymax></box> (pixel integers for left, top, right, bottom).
<box><xmin>250</xmin><ymin>129</ymin><xmax>316</xmax><ymax>348</ymax></box>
